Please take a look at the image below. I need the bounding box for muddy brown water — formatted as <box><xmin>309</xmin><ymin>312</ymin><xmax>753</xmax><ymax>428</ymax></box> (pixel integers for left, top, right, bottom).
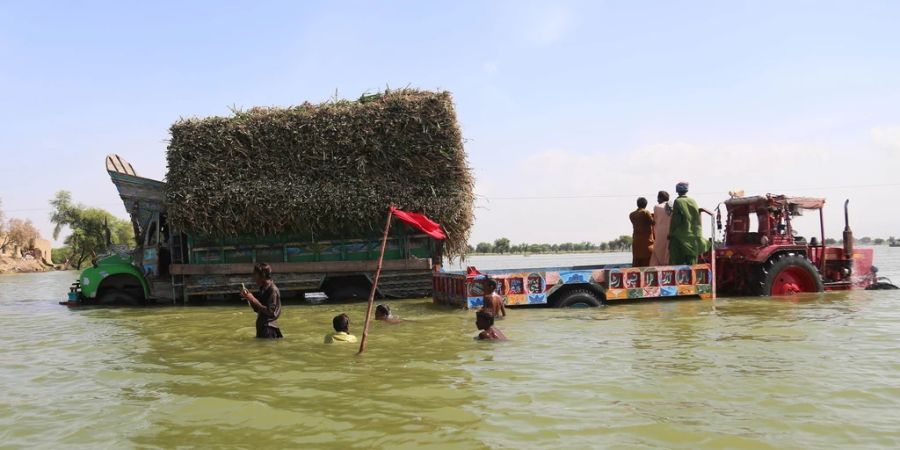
<box><xmin>1</xmin><ymin>250</ymin><xmax>899</xmax><ymax>449</ymax></box>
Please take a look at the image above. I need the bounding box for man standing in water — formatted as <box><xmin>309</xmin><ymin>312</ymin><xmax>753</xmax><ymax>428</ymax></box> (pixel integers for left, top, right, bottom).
<box><xmin>668</xmin><ymin>182</ymin><xmax>706</xmax><ymax>265</ymax></box>
<box><xmin>649</xmin><ymin>191</ymin><xmax>672</xmax><ymax>266</ymax></box>
<box><xmin>629</xmin><ymin>197</ymin><xmax>654</xmax><ymax>267</ymax></box>
<box><xmin>240</xmin><ymin>263</ymin><xmax>283</xmax><ymax>339</ymax></box>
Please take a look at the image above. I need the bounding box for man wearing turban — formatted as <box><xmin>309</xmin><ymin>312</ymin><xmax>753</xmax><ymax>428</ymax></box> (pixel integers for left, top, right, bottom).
<box><xmin>668</xmin><ymin>182</ymin><xmax>707</xmax><ymax>265</ymax></box>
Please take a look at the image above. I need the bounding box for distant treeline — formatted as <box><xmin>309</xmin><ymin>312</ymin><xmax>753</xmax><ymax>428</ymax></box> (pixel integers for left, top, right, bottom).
<box><xmin>468</xmin><ymin>236</ymin><xmax>634</xmax><ymax>255</ymax></box>
<box><xmin>825</xmin><ymin>237</ymin><xmax>898</xmax><ymax>246</ymax></box>
<box><xmin>468</xmin><ymin>236</ymin><xmax>899</xmax><ymax>255</ymax></box>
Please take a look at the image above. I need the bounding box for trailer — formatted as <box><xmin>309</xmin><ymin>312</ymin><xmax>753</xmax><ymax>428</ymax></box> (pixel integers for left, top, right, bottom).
<box><xmin>434</xmin><ymin>263</ymin><xmax>713</xmax><ymax>308</ymax></box>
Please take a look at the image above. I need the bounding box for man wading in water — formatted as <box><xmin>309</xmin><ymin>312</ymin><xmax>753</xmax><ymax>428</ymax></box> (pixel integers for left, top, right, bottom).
<box><xmin>240</xmin><ymin>263</ymin><xmax>283</xmax><ymax>339</ymax></box>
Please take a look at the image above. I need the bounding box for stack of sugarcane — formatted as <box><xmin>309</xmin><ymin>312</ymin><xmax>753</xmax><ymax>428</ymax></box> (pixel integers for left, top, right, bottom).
<box><xmin>165</xmin><ymin>89</ymin><xmax>474</xmax><ymax>257</ymax></box>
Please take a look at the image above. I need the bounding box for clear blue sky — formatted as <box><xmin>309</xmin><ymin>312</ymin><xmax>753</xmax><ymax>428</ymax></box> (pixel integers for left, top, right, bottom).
<box><xmin>2</xmin><ymin>1</ymin><xmax>899</xmax><ymax>245</ymax></box>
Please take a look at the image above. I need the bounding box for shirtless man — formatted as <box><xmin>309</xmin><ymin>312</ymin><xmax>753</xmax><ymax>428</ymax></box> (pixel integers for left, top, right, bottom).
<box><xmin>481</xmin><ymin>278</ymin><xmax>506</xmax><ymax>319</ymax></box>
<box><xmin>375</xmin><ymin>304</ymin><xmax>403</xmax><ymax>324</ymax></box>
<box><xmin>475</xmin><ymin>311</ymin><xmax>507</xmax><ymax>341</ymax></box>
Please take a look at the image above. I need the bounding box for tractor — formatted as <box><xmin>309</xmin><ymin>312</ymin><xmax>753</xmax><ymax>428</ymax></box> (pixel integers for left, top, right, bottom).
<box><xmin>712</xmin><ymin>194</ymin><xmax>893</xmax><ymax>296</ymax></box>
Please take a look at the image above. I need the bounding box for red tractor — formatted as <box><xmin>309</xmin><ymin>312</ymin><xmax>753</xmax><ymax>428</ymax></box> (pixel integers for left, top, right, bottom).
<box><xmin>712</xmin><ymin>194</ymin><xmax>895</xmax><ymax>296</ymax></box>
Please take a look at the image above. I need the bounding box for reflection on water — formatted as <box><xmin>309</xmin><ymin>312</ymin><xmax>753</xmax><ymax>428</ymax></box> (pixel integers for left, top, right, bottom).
<box><xmin>1</xmin><ymin>249</ymin><xmax>899</xmax><ymax>449</ymax></box>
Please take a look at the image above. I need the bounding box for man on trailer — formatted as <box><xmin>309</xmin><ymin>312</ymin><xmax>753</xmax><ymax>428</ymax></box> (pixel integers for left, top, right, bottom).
<box><xmin>629</xmin><ymin>197</ymin><xmax>654</xmax><ymax>267</ymax></box>
<box><xmin>669</xmin><ymin>182</ymin><xmax>706</xmax><ymax>265</ymax></box>
<box><xmin>649</xmin><ymin>191</ymin><xmax>672</xmax><ymax>266</ymax></box>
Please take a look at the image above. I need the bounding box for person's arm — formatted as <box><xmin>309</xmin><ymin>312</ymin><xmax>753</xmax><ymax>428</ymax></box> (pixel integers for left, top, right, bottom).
<box><xmin>498</xmin><ymin>295</ymin><xmax>507</xmax><ymax>317</ymax></box>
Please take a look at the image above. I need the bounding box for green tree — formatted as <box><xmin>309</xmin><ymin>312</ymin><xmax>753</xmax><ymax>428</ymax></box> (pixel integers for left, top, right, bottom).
<box><xmin>859</xmin><ymin>236</ymin><xmax>872</xmax><ymax>245</ymax></box>
<box><xmin>49</xmin><ymin>191</ymin><xmax>135</xmax><ymax>269</ymax></box>
<box><xmin>475</xmin><ymin>242</ymin><xmax>494</xmax><ymax>254</ymax></box>
<box><xmin>873</xmin><ymin>238</ymin><xmax>885</xmax><ymax>245</ymax></box>
<box><xmin>0</xmin><ymin>197</ymin><xmax>7</xmax><ymax>251</ymax></box>
<box><xmin>493</xmin><ymin>237</ymin><xmax>511</xmax><ymax>254</ymax></box>
<box><xmin>824</xmin><ymin>238</ymin><xmax>837</xmax><ymax>246</ymax></box>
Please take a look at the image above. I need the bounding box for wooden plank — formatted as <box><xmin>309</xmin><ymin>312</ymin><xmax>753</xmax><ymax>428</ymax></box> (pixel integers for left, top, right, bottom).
<box><xmin>170</xmin><ymin>258</ymin><xmax>432</xmax><ymax>275</ymax></box>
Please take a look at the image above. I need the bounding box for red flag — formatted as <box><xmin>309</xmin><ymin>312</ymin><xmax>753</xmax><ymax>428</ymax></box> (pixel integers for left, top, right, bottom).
<box><xmin>390</xmin><ymin>207</ymin><xmax>447</xmax><ymax>240</ymax></box>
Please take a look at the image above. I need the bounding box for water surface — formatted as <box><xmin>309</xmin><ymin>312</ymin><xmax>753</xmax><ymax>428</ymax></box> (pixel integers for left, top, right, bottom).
<box><xmin>1</xmin><ymin>250</ymin><xmax>899</xmax><ymax>449</ymax></box>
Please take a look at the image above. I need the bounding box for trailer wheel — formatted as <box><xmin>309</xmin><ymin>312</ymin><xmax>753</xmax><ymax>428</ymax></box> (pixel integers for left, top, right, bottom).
<box><xmin>757</xmin><ymin>254</ymin><xmax>824</xmax><ymax>296</ymax></box>
<box><xmin>554</xmin><ymin>289</ymin><xmax>603</xmax><ymax>308</ymax></box>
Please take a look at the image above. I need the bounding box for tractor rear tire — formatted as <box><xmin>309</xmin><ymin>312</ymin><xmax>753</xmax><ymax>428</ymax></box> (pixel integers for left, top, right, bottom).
<box><xmin>554</xmin><ymin>289</ymin><xmax>603</xmax><ymax>308</ymax></box>
<box><xmin>756</xmin><ymin>254</ymin><xmax>824</xmax><ymax>296</ymax></box>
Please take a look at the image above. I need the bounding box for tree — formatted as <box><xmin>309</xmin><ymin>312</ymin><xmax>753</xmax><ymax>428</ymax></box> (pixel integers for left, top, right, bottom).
<box><xmin>493</xmin><ymin>237</ymin><xmax>511</xmax><ymax>254</ymax></box>
<box><xmin>49</xmin><ymin>191</ymin><xmax>135</xmax><ymax>269</ymax></box>
<box><xmin>6</xmin><ymin>218</ymin><xmax>40</xmax><ymax>251</ymax></box>
<box><xmin>824</xmin><ymin>238</ymin><xmax>837</xmax><ymax>246</ymax></box>
<box><xmin>859</xmin><ymin>237</ymin><xmax>872</xmax><ymax>245</ymax></box>
<box><xmin>889</xmin><ymin>237</ymin><xmax>897</xmax><ymax>246</ymax></box>
<box><xmin>475</xmin><ymin>242</ymin><xmax>494</xmax><ymax>254</ymax></box>
<box><xmin>873</xmin><ymin>238</ymin><xmax>885</xmax><ymax>245</ymax></box>
<box><xmin>0</xmin><ymin>197</ymin><xmax>7</xmax><ymax>251</ymax></box>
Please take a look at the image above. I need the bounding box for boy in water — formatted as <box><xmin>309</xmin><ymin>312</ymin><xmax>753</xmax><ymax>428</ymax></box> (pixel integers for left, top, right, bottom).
<box><xmin>375</xmin><ymin>304</ymin><xmax>403</xmax><ymax>324</ymax></box>
<box><xmin>324</xmin><ymin>313</ymin><xmax>358</xmax><ymax>343</ymax></box>
<box><xmin>475</xmin><ymin>310</ymin><xmax>507</xmax><ymax>341</ymax></box>
<box><xmin>481</xmin><ymin>278</ymin><xmax>506</xmax><ymax>319</ymax></box>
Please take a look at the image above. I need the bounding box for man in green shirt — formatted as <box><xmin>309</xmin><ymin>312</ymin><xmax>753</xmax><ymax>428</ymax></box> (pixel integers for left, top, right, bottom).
<box><xmin>668</xmin><ymin>182</ymin><xmax>707</xmax><ymax>265</ymax></box>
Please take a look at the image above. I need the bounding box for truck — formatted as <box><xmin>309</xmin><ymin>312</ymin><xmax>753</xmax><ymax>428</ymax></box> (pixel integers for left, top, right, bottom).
<box><xmin>64</xmin><ymin>154</ymin><xmax>443</xmax><ymax>305</ymax></box>
<box><xmin>433</xmin><ymin>194</ymin><xmax>896</xmax><ymax>308</ymax></box>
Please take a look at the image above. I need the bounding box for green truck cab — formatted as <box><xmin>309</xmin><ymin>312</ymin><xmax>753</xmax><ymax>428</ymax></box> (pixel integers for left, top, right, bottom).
<box><xmin>66</xmin><ymin>154</ymin><xmax>442</xmax><ymax>305</ymax></box>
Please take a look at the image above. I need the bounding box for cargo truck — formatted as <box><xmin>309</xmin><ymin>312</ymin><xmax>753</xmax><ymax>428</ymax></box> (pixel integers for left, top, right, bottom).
<box><xmin>64</xmin><ymin>155</ymin><xmax>442</xmax><ymax>305</ymax></box>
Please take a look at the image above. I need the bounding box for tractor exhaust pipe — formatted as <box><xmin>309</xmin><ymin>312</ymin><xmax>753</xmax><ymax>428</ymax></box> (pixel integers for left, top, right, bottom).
<box><xmin>843</xmin><ymin>199</ymin><xmax>853</xmax><ymax>256</ymax></box>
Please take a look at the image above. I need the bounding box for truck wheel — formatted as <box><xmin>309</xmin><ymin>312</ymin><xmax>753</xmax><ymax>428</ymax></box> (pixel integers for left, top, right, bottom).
<box><xmin>97</xmin><ymin>290</ymin><xmax>143</xmax><ymax>306</ymax></box>
<box><xmin>324</xmin><ymin>284</ymin><xmax>372</xmax><ymax>302</ymax></box>
<box><xmin>757</xmin><ymin>254</ymin><xmax>824</xmax><ymax>296</ymax></box>
<box><xmin>554</xmin><ymin>289</ymin><xmax>603</xmax><ymax>308</ymax></box>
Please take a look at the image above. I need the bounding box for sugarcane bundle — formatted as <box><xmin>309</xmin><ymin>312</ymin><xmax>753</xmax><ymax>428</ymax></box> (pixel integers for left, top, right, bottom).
<box><xmin>165</xmin><ymin>89</ymin><xmax>473</xmax><ymax>256</ymax></box>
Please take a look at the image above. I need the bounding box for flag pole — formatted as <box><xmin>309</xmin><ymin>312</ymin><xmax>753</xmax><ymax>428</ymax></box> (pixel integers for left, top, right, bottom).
<box><xmin>358</xmin><ymin>207</ymin><xmax>394</xmax><ymax>355</ymax></box>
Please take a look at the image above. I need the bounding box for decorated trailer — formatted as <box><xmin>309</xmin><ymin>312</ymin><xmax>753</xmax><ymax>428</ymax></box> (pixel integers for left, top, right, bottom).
<box><xmin>434</xmin><ymin>263</ymin><xmax>713</xmax><ymax>309</ymax></box>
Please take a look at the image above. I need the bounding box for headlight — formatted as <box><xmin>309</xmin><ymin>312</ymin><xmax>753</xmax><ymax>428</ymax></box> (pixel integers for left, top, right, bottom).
<box><xmin>82</xmin><ymin>277</ymin><xmax>90</xmax><ymax>286</ymax></box>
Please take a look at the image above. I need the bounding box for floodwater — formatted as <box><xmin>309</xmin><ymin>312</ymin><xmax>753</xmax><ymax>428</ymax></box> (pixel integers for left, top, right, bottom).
<box><xmin>1</xmin><ymin>250</ymin><xmax>899</xmax><ymax>449</ymax></box>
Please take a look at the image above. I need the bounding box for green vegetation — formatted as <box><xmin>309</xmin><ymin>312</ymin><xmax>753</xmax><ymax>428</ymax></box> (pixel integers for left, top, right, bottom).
<box><xmin>49</xmin><ymin>191</ymin><xmax>134</xmax><ymax>269</ymax></box>
<box><xmin>469</xmin><ymin>236</ymin><xmax>634</xmax><ymax>255</ymax></box>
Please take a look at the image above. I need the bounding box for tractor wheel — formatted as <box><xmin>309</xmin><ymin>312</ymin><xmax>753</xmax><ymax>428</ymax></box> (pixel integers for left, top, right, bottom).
<box><xmin>756</xmin><ymin>254</ymin><xmax>824</xmax><ymax>296</ymax></box>
<box><xmin>554</xmin><ymin>289</ymin><xmax>603</xmax><ymax>308</ymax></box>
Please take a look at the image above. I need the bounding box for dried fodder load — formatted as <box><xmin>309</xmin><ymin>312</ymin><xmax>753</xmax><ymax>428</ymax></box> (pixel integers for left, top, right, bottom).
<box><xmin>165</xmin><ymin>89</ymin><xmax>473</xmax><ymax>256</ymax></box>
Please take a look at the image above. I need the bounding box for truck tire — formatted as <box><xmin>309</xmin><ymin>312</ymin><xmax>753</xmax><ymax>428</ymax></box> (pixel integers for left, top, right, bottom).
<box><xmin>97</xmin><ymin>290</ymin><xmax>143</xmax><ymax>306</ymax></box>
<box><xmin>324</xmin><ymin>284</ymin><xmax>372</xmax><ymax>302</ymax></box>
<box><xmin>756</xmin><ymin>254</ymin><xmax>824</xmax><ymax>296</ymax></box>
<box><xmin>554</xmin><ymin>289</ymin><xmax>603</xmax><ymax>308</ymax></box>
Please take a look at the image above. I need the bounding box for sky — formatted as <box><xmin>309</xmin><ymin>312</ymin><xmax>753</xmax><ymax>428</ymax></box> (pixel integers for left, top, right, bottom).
<box><xmin>1</xmin><ymin>0</ymin><xmax>899</xmax><ymax>247</ymax></box>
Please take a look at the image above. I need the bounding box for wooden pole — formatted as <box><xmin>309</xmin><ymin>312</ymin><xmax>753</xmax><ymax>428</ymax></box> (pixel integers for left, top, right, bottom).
<box><xmin>358</xmin><ymin>207</ymin><xmax>394</xmax><ymax>355</ymax></box>
<box><xmin>710</xmin><ymin>213</ymin><xmax>717</xmax><ymax>302</ymax></box>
